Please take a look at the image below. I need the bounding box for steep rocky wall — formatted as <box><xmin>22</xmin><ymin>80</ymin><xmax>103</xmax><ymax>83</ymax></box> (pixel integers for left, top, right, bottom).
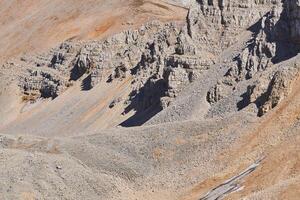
<box><xmin>5</xmin><ymin>19</ymin><xmax>208</xmax><ymax>116</ymax></box>
<box><xmin>204</xmin><ymin>0</ymin><xmax>300</xmax><ymax>117</ymax></box>
<box><xmin>188</xmin><ymin>0</ymin><xmax>281</xmax><ymax>55</ymax></box>
<box><xmin>3</xmin><ymin>0</ymin><xmax>300</xmax><ymax>124</ymax></box>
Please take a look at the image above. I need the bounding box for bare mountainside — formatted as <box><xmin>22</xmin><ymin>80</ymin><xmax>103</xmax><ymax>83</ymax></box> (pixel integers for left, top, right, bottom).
<box><xmin>0</xmin><ymin>0</ymin><xmax>299</xmax><ymax>200</ymax></box>
<box><xmin>0</xmin><ymin>0</ymin><xmax>187</xmax><ymax>61</ymax></box>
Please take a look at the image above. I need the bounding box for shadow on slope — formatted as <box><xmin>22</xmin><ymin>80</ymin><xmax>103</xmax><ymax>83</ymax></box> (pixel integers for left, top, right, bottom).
<box><xmin>120</xmin><ymin>78</ymin><xmax>167</xmax><ymax>127</ymax></box>
<box><xmin>81</xmin><ymin>74</ymin><xmax>92</xmax><ymax>91</ymax></box>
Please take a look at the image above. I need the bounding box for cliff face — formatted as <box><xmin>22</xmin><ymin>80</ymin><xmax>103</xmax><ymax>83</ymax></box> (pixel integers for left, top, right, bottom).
<box><xmin>1</xmin><ymin>0</ymin><xmax>300</xmax><ymax>130</ymax></box>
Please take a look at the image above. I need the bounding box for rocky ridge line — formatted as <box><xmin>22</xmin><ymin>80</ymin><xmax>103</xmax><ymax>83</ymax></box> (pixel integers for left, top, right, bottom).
<box><xmin>1</xmin><ymin>0</ymin><xmax>300</xmax><ymax>126</ymax></box>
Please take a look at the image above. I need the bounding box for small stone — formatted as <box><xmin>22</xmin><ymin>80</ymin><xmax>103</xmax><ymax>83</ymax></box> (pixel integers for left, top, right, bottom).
<box><xmin>56</xmin><ymin>165</ymin><xmax>62</xmax><ymax>170</ymax></box>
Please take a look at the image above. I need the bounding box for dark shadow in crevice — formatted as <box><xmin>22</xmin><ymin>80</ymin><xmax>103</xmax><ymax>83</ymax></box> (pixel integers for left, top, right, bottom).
<box><xmin>237</xmin><ymin>90</ymin><xmax>251</xmax><ymax>111</ymax></box>
<box><xmin>237</xmin><ymin>89</ymin><xmax>269</xmax><ymax>116</ymax></box>
<box><xmin>255</xmin><ymin>91</ymin><xmax>269</xmax><ymax>117</ymax></box>
<box><xmin>247</xmin><ymin>18</ymin><xmax>262</xmax><ymax>35</ymax></box>
<box><xmin>271</xmin><ymin>42</ymin><xmax>300</xmax><ymax>64</ymax></box>
<box><xmin>119</xmin><ymin>77</ymin><xmax>167</xmax><ymax>127</ymax></box>
<box><xmin>81</xmin><ymin>74</ymin><xmax>92</xmax><ymax>91</ymax></box>
<box><xmin>236</xmin><ymin>84</ymin><xmax>272</xmax><ymax>117</ymax></box>
<box><xmin>40</xmin><ymin>88</ymin><xmax>58</xmax><ymax>99</ymax></box>
<box><xmin>70</xmin><ymin>63</ymin><xmax>87</xmax><ymax>81</ymax></box>
<box><xmin>120</xmin><ymin>106</ymin><xmax>163</xmax><ymax>127</ymax></box>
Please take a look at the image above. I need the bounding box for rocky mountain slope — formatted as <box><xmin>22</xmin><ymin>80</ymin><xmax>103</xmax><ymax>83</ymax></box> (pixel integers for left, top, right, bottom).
<box><xmin>0</xmin><ymin>0</ymin><xmax>299</xmax><ymax>200</ymax></box>
<box><xmin>0</xmin><ymin>0</ymin><xmax>187</xmax><ymax>61</ymax></box>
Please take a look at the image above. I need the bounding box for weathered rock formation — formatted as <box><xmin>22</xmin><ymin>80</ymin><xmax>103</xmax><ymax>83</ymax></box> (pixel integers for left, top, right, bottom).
<box><xmin>2</xmin><ymin>0</ymin><xmax>300</xmax><ymax>120</ymax></box>
<box><xmin>6</xmin><ymin>18</ymin><xmax>210</xmax><ymax>114</ymax></box>
<box><xmin>205</xmin><ymin>0</ymin><xmax>300</xmax><ymax>117</ymax></box>
<box><xmin>258</xmin><ymin>70</ymin><xmax>295</xmax><ymax>116</ymax></box>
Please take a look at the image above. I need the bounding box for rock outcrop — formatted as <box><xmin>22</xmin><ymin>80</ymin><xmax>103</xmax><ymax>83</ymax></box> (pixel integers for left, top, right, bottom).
<box><xmin>203</xmin><ymin>1</ymin><xmax>299</xmax><ymax>116</ymax></box>
<box><xmin>3</xmin><ymin>0</ymin><xmax>300</xmax><ymax>120</ymax></box>
<box><xmin>258</xmin><ymin>70</ymin><xmax>294</xmax><ymax>116</ymax></box>
<box><xmin>7</xmin><ymin>17</ymin><xmax>211</xmax><ymax>113</ymax></box>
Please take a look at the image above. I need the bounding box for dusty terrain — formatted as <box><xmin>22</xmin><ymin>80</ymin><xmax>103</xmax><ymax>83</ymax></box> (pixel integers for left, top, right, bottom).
<box><xmin>0</xmin><ymin>0</ymin><xmax>187</xmax><ymax>61</ymax></box>
<box><xmin>0</xmin><ymin>0</ymin><xmax>299</xmax><ymax>200</ymax></box>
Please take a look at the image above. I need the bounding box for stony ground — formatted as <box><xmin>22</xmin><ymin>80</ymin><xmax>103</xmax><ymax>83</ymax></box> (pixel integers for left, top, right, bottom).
<box><xmin>0</xmin><ymin>0</ymin><xmax>299</xmax><ymax>200</ymax></box>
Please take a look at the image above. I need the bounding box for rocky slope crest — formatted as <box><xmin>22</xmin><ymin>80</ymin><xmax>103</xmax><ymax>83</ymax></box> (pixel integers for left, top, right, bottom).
<box><xmin>2</xmin><ymin>0</ymin><xmax>299</xmax><ymax>127</ymax></box>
